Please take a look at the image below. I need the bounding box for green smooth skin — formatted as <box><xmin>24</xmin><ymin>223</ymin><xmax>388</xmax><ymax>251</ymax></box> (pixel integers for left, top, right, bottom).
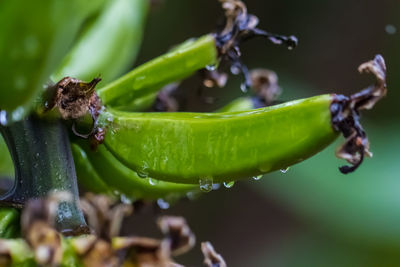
<box><xmin>97</xmin><ymin>35</ymin><xmax>218</xmax><ymax>106</ymax></box>
<box><xmin>0</xmin><ymin>207</ymin><xmax>20</xmax><ymax>238</ymax></box>
<box><xmin>105</xmin><ymin>37</ymin><xmax>210</xmax><ymax>111</ymax></box>
<box><xmin>53</xmin><ymin>0</ymin><xmax>148</xmax><ymax>84</ymax></box>
<box><xmin>71</xmin><ymin>144</ymin><xmax>112</xmax><ymax>195</ymax></box>
<box><xmin>102</xmin><ymin>94</ymin><xmax>339</xmax><ymax>184</ymax></box>
<box><xmin>0</xmin><ymin>0</ymin><xmax>106</xmax><ymax>117</ymax></box>
<box><xmin>217</xmin><ymin>97</ymin><xmax>256</xmax><ymax>113</ymax></box>
<box><xmin>112</xmin><ymin>90</ymin><xmax>158</xmax><ymax>111</ymax></box>
<box><xmin>76</xmin><ymin>142</ymin><xmax>197</xmax><ymax>200</ymax></box>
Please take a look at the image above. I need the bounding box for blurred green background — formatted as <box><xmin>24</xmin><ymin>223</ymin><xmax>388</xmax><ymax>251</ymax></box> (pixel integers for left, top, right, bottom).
<box><xmin>2</xmin><ymin>0</ymin><xmax>400</xmax><ymax>266</ymax></box>
<box><xmin>127</xmin><ymin>0</ymin><xmax>400</xmax><ymax>266</ymax></box>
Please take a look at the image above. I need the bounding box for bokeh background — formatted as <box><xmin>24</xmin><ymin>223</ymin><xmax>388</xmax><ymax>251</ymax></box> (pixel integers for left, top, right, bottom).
<box><xmin>1</xmin><ymin>0</ymin><xmax>399</xmax><ymax>266</ymax></box>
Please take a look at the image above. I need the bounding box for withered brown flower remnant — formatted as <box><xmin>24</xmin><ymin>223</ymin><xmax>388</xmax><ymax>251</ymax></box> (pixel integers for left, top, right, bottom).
<box><xmin>42</xmin><ymin>76</ymin><xmax>105</xmax><ymax>141</ymax></box>
<box><xmin>5</xmin><ymin>193</ymin><xmax>203</xmax><ymax>266</ymax></box>
<box><xmin>153</xmin><ymin>82</ymin><xmax>180</xmax><ymax>112</ymax></box>
<box><xmin>201</xmin><ymin>241</ymin><xmax>227</xmax><ymax>267</ymax></box>
<box><xmin>21</xmin><ymin>192</ymin><xmax>72</xmax><ymax>266</ymax></box>
<box><xmin>250</xmin><ymin>69</ymin><xmax>281</xmax><ymax>106</ymax></box>
<box><xmin>201</xmin><ymin>69</ymin><xmax>228</xmax><ymax>89</ymax></box>
<box><xmin>79</xmin><ymin>193</ymin><xmax>133</xmax><ymax>240</ymax></box>
<box><xmin>331</xmin><ymin>55</ymin><xmax>387</xmax><ymax>173</ymax></box>
<box><xmin>117</xmin><ymin>216</ymin><xmax>195</xmax><ymax>266</ymax></box>
<box><xmin>212</xmin><ymin>0</ymin><xmax>297</xmax><ymax>90</ymax></box>
<box><xmin>48</xmin><ymin>77</ymin><xmax>102</xmax><ymax>120</ymax></box>
<box><xmin>157</xmin><ymin>216</ymin><xmax>196</xmax><ymax>257</ymax></box>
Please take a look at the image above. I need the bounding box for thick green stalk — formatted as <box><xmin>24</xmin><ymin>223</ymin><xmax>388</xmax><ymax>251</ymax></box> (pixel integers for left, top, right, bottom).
<box><xmin>97</xmin><ymin>35</ymin><xmax>218</xmax><ymax>106</ymax></box>
<box><xmin>0</xmin><ymin>135</ymin><xmax>13</xmax><ymax>177</ymax></box>
<box><xmin>0</xmin><ymin>116</ymin><xmax>88</xmax><ymax>235</ymax></box>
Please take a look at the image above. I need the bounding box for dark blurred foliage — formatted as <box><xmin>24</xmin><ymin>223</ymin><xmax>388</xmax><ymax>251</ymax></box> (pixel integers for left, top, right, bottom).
<box><xmin>126</xmin><ymin>0</ymin><xmax>400</xmax><ymax>266</ymax></box>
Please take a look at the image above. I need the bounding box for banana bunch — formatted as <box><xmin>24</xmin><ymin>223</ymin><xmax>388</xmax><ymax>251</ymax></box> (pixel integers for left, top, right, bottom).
<box><xmin>0</xmin><ymin>0</ymin><xmax>386</xmax><ymax>205</ymax></box>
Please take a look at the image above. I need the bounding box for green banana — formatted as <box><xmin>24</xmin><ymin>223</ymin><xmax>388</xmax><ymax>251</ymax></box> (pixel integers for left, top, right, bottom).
<box><xmin>75</xmin><ymin>142</ymin><xmax>197</xmax><ymax>201</ymax></box>
<box><xmin>101</xmin><ymin>95</ymin><xmax>338</xmax><ymax>184</ymax></box>
<box><xmin>217</xmin><ymin>97</ymin><xmax>258</xmax><ymax>113</ymax></box>
<box><xmin>0</xmin><ymin>207</ymin><xmax>20</xmax><ymax>238</ymax></box>
<box><xmin>53</xmin><ymin>0</ymin><xmax>148</xmax><ymax>84</ymax></box>
<box><xmin>97</xmin><ymin>35</ymin><xmax>218</xmax><ymax>106</ymax></box>
<box><xmin>0</xmin><ymin>0</ymin><xmax>107</xmax><ymax>120</ymax></box>
<box><xmin>71</xmin><ymin>144</ymin><xmax>113</xmax><ymax>195</ymax></box>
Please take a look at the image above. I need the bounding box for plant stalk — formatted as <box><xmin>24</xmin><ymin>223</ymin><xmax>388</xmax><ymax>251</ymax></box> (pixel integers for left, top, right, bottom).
<box><xmin>0</xmin><ymin>116</ymin><xmax>88</xmax><ymax>235</ymax></box>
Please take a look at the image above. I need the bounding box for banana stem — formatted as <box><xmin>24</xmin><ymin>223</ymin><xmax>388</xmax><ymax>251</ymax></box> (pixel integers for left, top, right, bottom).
<box><xmin>0</xmin><ymin>116</ymin><xmax>88</xmax><ymax>235</ymax></box>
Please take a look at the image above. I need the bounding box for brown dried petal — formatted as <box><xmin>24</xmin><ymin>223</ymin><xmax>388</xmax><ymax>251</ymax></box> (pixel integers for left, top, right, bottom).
<box><xmin>250</xmin><ymin>69</ymin><xmax>281</xmax><ymax>105</ymax></box>
<box><xmin>201</xmin><ymin>70</ymin><xmax>228</xmax><ymax>88</ymax></box>
<box><xmin>201</xmin><ymin>242</ymin><xmax>227</xmax><ymax>267</ymax></box>
<box><xmin>331</xmin><ymin>55</ymin><xmax>387</xmax><ymax>173</ymax></box>
<box><xmin>351</xmin><ymin>54</ymin><xmax>387</xmax><ymax>110</ymax></box>
<box><xmin>153</xmin><ymin>83</ymin><xmax>180</xmax><ymax>112</ymax></box>
<box><xmin>28</xmin><ymin>222</ymin><xmax>63</xmax><ymax>266</ymax></box>
<box><xmin>80</xmin><ymin>193</ymin><xmax>133</xmax><ymax>240</ymax></box>
<box><xmin>214</xmin><ymin>0</ymin><xmax>297</xmax><ymax>91</ymax></box>
<box><xmin>53</xmin><ymin>77</ymin><xmax>101</xmax><ymax>120</ymax></box>
<box><xmin>157</xmin><ymin>216</ymin><xmax>196</xmax><ymax>256</ymax></box>
<box><xmin>0</xmin><ymin>241</ymin><xmax>12</xmax><ymax>266</ymax></box>
<box><xmin>115</xmin><ymin>237</ymin><xmax>174</xmax><ymax>267</ymax></box>
<box><xmin>81</xmin><ymin>239</ymin><xmax>118</xmax><ymax>267</ymax></box>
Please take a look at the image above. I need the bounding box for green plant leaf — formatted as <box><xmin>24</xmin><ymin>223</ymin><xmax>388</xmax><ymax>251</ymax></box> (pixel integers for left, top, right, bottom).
<box><xmin>0</xmin><ymin>0</ymin><xmax>107</xmax><ymax>121</ymax></box>
<box><xmin>53</xmin><ymin>0</ymin><xmax>149</xmax><ymax>84</ymax></box>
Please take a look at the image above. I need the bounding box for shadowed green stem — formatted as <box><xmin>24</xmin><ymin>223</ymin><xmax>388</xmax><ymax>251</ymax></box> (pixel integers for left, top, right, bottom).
<box><xmin>0</xmin><ymin>116</ymin><xmax>88</xmax><ymax>235</ymax></box>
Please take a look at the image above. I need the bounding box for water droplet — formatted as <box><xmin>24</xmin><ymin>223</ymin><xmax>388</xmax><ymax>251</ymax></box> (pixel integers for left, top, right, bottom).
<box><xmin>10</xmin><ymin>107</ymin><xmax>25</xmax><ymax>122</ymax></box>
<box><xmin>223</xmin><ymin>181</ymin><xmax>235</xmax><ymax>188</ymax></box>
<box><xmin>212</xmin><ymin>183</ymin><xmax>221</xmax><ymax>190</ymax></box>
<box><xmin>120</xmin><ymin>194</ymin><xmax>132</xmax><ymax>204</ymax></box>
<box><xmin>0</xmin><ymin>110</ymin><xmax>7</xmax><ymax>125</ymax></box>
<box><xmin>240</xmin><ymin>83</ymin><xmax>248</xmax><ymax>93</ymax></box>
<box><xmin>280</xmin><ymin>167</ymin><xmax>290</xmax><ymax>173</ymax></box>
<box><xmin>199</xmin><ymin>177</ymin><xmax>213</xmax><ymax>192</ymax></box>
<box><xmin>136</xmin><ymin>162</ymin><xmax>150</xmax><ymax>178</ymax></box>
<box><xmin>157</xmin><ymin>198</ymin><xmax>170</xmax><ymax>210</ymax></box>
<box><xmin>148</xmin><ymin>178</ymin><xmax>159</xmax><ymax>186</ymax></box>
<box><xmin>136</xmin><ymin>171</ymin><xmax>148</xmax><ymax>178</ymax></box>
<box><xmin>230</xmin><ymin>65</ymin><xmax>241</xmax><ymax>75</ymax></box>
<box><xmin>253</xmin><ymin>175</ymin><xmax>263</xmax><ymax>181</ymax></box>
<box><xmin>385</xmin><ymin>24</ymin><xmax>397</xmax><ymax>35</ymax></box>
<box><xmin>206</xmin><ymin>64</ymin><xmax>217</xmax><ymax>71</ymax></box>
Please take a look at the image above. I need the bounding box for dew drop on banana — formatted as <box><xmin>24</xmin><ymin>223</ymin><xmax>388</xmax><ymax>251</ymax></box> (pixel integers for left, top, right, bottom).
<box><xmin>199</xmin><ymin>177</ymin><xmax>213</xmax><ymax>193</ymax></box>
<box><xmin>253</xmin><ymin>175</ymin><xmax>263</xmax><ymax>181</ymax></box>
<box><xmin>223</xmin><ymin>181</ymin><xmax>235</xmax><ymax>188</ymax></box>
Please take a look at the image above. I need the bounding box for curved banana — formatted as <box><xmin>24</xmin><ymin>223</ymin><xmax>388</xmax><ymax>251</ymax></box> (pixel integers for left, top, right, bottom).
<box><xmin>101</xmin><ymin>95</ymin><xmax>338</xmax><ymax>184</ymax></box>
<box><xmin>74</xmin><ymin>141</ymin><xmax>197</xmax><ymax>201</ymax></box>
